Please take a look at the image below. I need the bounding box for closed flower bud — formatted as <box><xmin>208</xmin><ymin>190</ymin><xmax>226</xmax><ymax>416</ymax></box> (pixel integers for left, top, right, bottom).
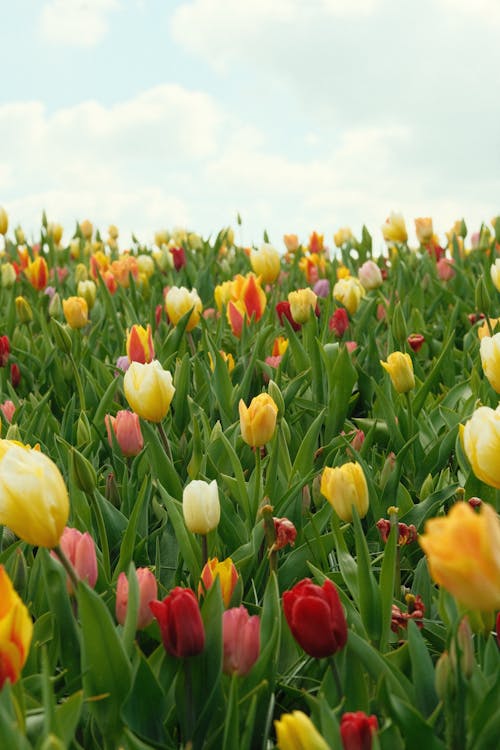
<box><xmin>0</xmin><ymin>565</ymin><xmax>33</xmax><ymax>689</ymax></box>
<box><xmin>136</xmin><ymin>254</ymin><xmax>155</xmax><ymax>278</ymax></box>
<box><xmin>77</xmin><ymin>280</ymin><xmax>97</xmax><ymax>310</ymax></box>
<box><xmin>76</xmin><ymin>411</ymin><xmax>92</xmax><ymax>446</ymax></box>
<box><xmin>239</xmin><ymin>393</ymin><xmax>278</xmax><ymax>447</ymax></box>
<box><xmin>165</xmin><ymin>286</ymin><xmax>202</xmax><ymax>331</ymax></box>
<box><xmin>288</xmin><ymin>288</ymin><xmax>317</xmax><ymax>324</ymax></box>
<box><xmin>123</xmin><ymin>360</ymin><xmax>175</xmax><ymax>423</ymax></box>
<box><xmin>0</xmin><ymin>335</ymin><xmax>9</xmax><ymax>367</ymax></box>
<box><xmin>48</xmin><ymin>292</ymin><xmax>62</xmax><ymax>318</ymax></box>
<box><xmin>48</xmin><ymin>222</ymin><xmax>63</xmax><ymax>245</ymax></box>
<box><xmin>479</xmin><ymin>334</ymin><xmax>500</xmax><ymax>393</ymax></box>
<box><xmin>0</xmin><ymin>400</ymin><xmax>15</xmax><ymax>423</ymax></box>
<box><xmin>116</xmin><ymin>567</ymin><xmax>158</xmax><ymax>630</ymax></box>
<box><xmin>0</xmin><ymin>440</ymin><xmax>69</xmax><ymax>548</ymax></box>
<box><xmin>380</xmin><ymin>351</ymin><xmax>415</xmax><ymax>393</ymax></box>
<box><xmin>415</xmin><ymin>217</ymin><xmax>434</xmax><ymax>245</ymax></box>
<box><xmin>419</xmin><ymin>501</ymin><xmax>500</xmax><ymax>611</ymax></box>
<box><xmin>275</xmin><ymin>711</ymin><xmax>330</xmax><ymax>750</ymax></box>
<box><xmin>450</xmin><ymin>617</ymin><xmax>474</xmax><ymax>680</ymax></box>
<box><xmin>333</xmin><ymin>277</ymin><xmax>365</xmax><ymax>315</ymax></box>
<box><xmin>461</xmin><ymin>405</ymin><xmax>500</xmax><ymax>488</ymax></box>
<box><xmin>1</xmin><ymin>263</ymin><xmax>16</xmax><ymax>288</ymax></box>
<box><xmin>51</xmin><ymin>527</ymin><xmax>98</xmax><ymax>594</ymax></box>
<box><xmin>51</xmin><ymin>319</ymin><xmax>73</xmax><ymax>354</ymax></box>
<box><xmin>71</xmin><ymin>447</ymin><xmax>97</xmax><ymax>495</ymax></box>
<box><xmin>334</xmin><ymin>226</ymin><xmax>353</xmax><ymax>247</ymax></box>
<box><xmin>321</xmin><ymin>461</ymin><xmax>369</xmax><ymax>523</ymax></box>
<box><xmin>199</xmin><ymin>557</ymin><xmax>238</xmax><ymax>607</ymax></box>
<box><xmin>391</xmin><ymin>301</ymin><xmax>408</xmax><ymax>345</ymax></box>
<box><xmin>223</xmin><ymin>606</ymin><xmax>260</xmax><ymax>676</ymax></box>
<box><xmin>149</xmin><ymin>587</ymin><xmax>205</xmax><ymax>658</ymax></box>
<box><xmin>105</xmin><ymin>410</ymin><xmax>144</xmax><ymax>457</ymax></box>
<box><xmin>24</xmin><ymin>256</ymin><xmax>48</xmax><ymax>291</ymax></box>
<box><xmin>62</xmin><ymin>296</ymin><xmax>88</xmax><ymax>329</ymax></box>
<box><xmin>15</xmin><ymin>296</ymin><xmax>33</xmax><ymax>324</ymax></box>
<box><xmin>250</xmin><ymin>243</ymin><xmax>281</xmax><ymax>284</ymax></box>
<box><xmin>340</xmin><ymin>711</ymin><xmax>378</xmax><ymax>750</ymax></box>
<box><xmin>126</xmin><ymin>324</ymin><xmax>155</xmax><ymax>364</ymax></box>
<box><xmin>182</xmin><ymin>479</ymin><xmax>220</xmax><ymax>535</ymax></box>
<box><xmin>382</xmin><ymin>212</ymin><xmax>408</xmax><ymax>243</ymax></box>
<box><xmin>0</xmin><ymin>207</ymin><xmax>8</xmax><ymax>236</ymax></box>
<box><xmin>491</xmin><ymin>259</ymin><xmax>500</xmax><ymax>293</ymax></box>
<box><xmin>283</xmin><ymin>578</ymin><xmax>347</xmax><ymax>658</ymax></box>
<box><xmin>358</xmin><ymin>260</ymin><xmax>383</xmax><ymax>290</ymax></box>
<box><xmin>79</xmin><ymin>219</ymin><xmax>93</xmax><ymax>240</ymax></box>
<box><xmin>435</xmin><ymin>651</ymin><xmax>452</xmax><ymax>701</ymax></box>
<box><xmin>475</xmin><ymin>276</ymin><xmax>491</xmax><ymax>316</ymax></box>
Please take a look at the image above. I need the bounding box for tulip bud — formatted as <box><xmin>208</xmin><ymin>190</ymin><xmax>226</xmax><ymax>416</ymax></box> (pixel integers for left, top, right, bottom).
<box><xmin>0</xmin><ymin>207</ymin><xmax>8</xmax><ymax>235</ymax></box>
<box><xmin>51</xmin><ymin>319</ymin><xmax>73</xmax><ymax>354</ymax></box>
<box><xmin>340</xmin><ymin>712</ymin><xmax>378</xmax><ymax>750</ymax></box>
<box><xmin>51</xmin><ymin>527</ymin><xmax>98</xmax><ymax>594</ymax></box>
<box><xmin>182</xmin><ymin>479</ymin><xmax>220</xmax><ymax>535</ymax></box>
<box><xmin>380</xmin><ymin>351</ymin><xmax>415</xmax><ymax>393</ymax></box>
<box><xmin>450</xmin><ymin>617</ymin><xmax>474</xmax><ymax>680</ymax></box>
<box><xmin>48</xmin><ymin>292</ymin><xmax>62</xmax><ymax>318</ymax></box>
<box><xmin>267</xmin><ymin>380</ymin><xmax>285</xmax><ymax>419</ymax></box>
<box><xmin>15</xmin><ymin>296</ymin><xmax>33</xmax><ymax>324</ymax></box>
<box><xmin>77</xmin><ymin>280</ymin><xmax>97</xmax><ymax>310</ymax></box>
<box><xmin>239</xmin><ymin>393</ymin><xmax>278</xmax><ymax>447</ymax></box>
<box><xmin>223</xmin><ymin>606</ymin><xmax>260</xmax><ymax>676</ymax></box>
<box><xmin>76</xmin><ymin>411</ymin><xmax>92</xmax><ymax>447</ymax></box>
<box><xmin>71</xmin><ymin>447</ymin><xmax>97</xmax><ymax>495</ymax></box>
<box><xmin>15</xmin><ymin>227</ymin><xmax>26</xmax><ymax>245</ymax></box>
<box><xmin>150</xmin><ymin>587</ymin><xmax>205</xmax><ymax>658</ymax></box>
<box><xmin>475</xmin><ymin>276</ymin><xmax>491</xmax><ymax>316</ymax></box>
<box><xmin>105</xmin><ymin>410</ymin><xmax>144</xmax><ymax>457</ymax></box>
<box><xmin>391</xmin><ymin>301</ymin><xmax>408</xmax><ymax>346</ymax></box>
<box><xmin>63</xmin><ymin>296</ymin><xmax>88</xmax><ymax>329</ymax></box>
<box><xmin>321</xmin><ymin>461</ymin><xmax>369</xmax><ymax>523</ymax></box>
<box><xmin>435</xmin><ymin>651</ymin><xmax>452</xmax><ymax>700</ymax></box>
<box><xmin>199</xmin><ymin>557</ymin><xmax>238</xmax><ymax>607</ymax></box>
<box><xmin>116</xmin><ymin>567</ymin><xmax>158</xmax><ymax>630</ymax></box>
<box><xmin>1</xmin><ymin>263</ymin><xmax>16</xmax><ymax>288</ymax></box>
<box><xmin>105</xmin><ymin>471</ymin><xmax>121</xmax><ymax>508</ymax></box>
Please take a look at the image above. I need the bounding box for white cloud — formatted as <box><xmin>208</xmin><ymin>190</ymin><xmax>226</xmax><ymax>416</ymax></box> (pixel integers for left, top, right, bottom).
<box><xmin>39</xmin><ymin>0</ymin><xmax>120</xmax><ymax>47</ymax></box>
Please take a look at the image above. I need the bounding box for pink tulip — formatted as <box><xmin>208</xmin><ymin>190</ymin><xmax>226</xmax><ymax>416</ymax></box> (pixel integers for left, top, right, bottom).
<box><xmin>105</xmin><ymin>410</ymin><xmax>144</xmax><ymax>457</ymax></box>
<box><xmin>223</xmin><ymin>606</ymin><xmax>260</xmax><ymax>676</ymax></box>
<box><xmin>0</xmin><ymin>400</ymin><xmax>16</xmax><ymax>423</ymax></box>
<box><xmin>52</xmin><ymin>527</ymin><xmax>98</xmax><ymax>593</ymax></box>
<box><xmin>116</xmin><ymin>568</ymin><xmax>158</xmax><ymax>630</ymax></box>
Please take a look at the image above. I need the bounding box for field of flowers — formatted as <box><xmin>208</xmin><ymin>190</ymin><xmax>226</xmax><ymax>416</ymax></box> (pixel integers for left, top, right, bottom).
<box><xmin>0</xmin><ymin>207</ymin><xmax>499</xmax><ymax>750</ymax></box>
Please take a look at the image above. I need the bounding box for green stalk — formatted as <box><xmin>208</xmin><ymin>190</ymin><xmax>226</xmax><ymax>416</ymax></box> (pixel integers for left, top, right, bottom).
<box><xmin>53</xmin><ymin>543</ymin><xmax>79</xmax><ymax>594</ymax></box>
<box><xmin>87</xmin><ymin>489</ymin><xmax>111</xmax><ymax>581</ymax></box>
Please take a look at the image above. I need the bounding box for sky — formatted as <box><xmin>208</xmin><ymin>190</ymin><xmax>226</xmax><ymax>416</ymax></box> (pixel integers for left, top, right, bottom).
<box><xmin>1</xmin><ymin>0</ymin><xmax>500</xmax><ymax>251</ymax></box>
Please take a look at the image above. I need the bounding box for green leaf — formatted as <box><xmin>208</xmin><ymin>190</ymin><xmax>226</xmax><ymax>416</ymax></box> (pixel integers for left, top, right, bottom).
<box><xmin>407</xmin><ymin>620</ymin><xmax>439</xmax><ymax>717</ymax></box>
<box><xmin>142</xmin><ymin>421</ymin><xmax>183</xmax><ymax>500</ymax></box>
<box><xmin>379</xmin><ymin>522</ymin><xmax>397</xmax><ymax>651</ymax></box>
<box><xmin>157</xmin><ymin>484</ymin><xmax>201</xmax><ymax>583</ymax></box>
<box><xmin>121</xmin><ymin>648</ymin><xmax>167</xmax><ymax>745</ymax></box>
<box><xmin>352</xmin><ymin>507</ymin><xmax>382</xmax><ymax>644</ymax></box>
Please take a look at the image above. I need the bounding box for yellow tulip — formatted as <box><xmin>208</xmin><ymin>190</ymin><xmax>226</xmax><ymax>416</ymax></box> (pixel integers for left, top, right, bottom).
<box><xmin>381</xmin><ymin>212</ymin><xmax>408</xmax><ymax>243</ymax></box>
<box><xmin>419</xmin><ymin>502</ymin><xmax>500</xmax><ymax>612</ymax></box>
<box><xmin>320</xmin><ymin>461</ymin><xmax>369</xmax><ymax>523</ymax></box>
<box><xmin>47</xmin><ymin>222</ymin><xmax>63</xmax><ymax>245</ymax></box>
<box><xmin>480</xmin><ymin>334</ymin><xmax>500</xmax><ymax>393</ymax></box>
<box><xmin>123</xmin><ymin>360</ymin><xmax>175</xmax><ymax>423</ymax></box>
<box><xmin>63</xmin><ymin>296</ymin><xmax>88</xmax><ymax>329</ymax></box>
<box><xmin>0</xmin><ymin>440</ymin><xmax>69</xmax><ymax>547</ymax></box>
<box><xmin>77</xmin><ymin>280</ymin><xmax>97</xmax><ymax>310</ymax></box>
<box><xmin>333</xmin><ymin>226</ymin><xmax>353</xmax><ymax>248</ymax></box>
<box><xmin>0</xmin><ymin>207</ymin><xmax>8</xmax><ymax>236</ymax></box>
<box><xmin>414</xmin><ymin>217</ymin><xmax>434</xmax><ymax>245</ymax></box>
<box><xmin>288</xmin><ymin>288</ymin><xmax>317</xmax><ymax>324</ymax></box>
<box><xmin>239</xmin><ymin>393</ymin><xmax>278</xmax><ymax>447</ymax></box>
<box><xmin>0</xmin><ymin>565</ymin><xmax>33</xmax><ymax>689</ymax></box>
<box><xmin>199</xmin><ymin>557</ymin><xmax>238</xmax><ymax>607</ymax></box>
<box><xmin>491</xmin><ymin>259</ymin><xmax>500</xmax><ymax>293</ymax></box>
<box><xmin>333</xmin><ymin>277</ymin><xmax>365</xmax><ymax>314</ymax></box>
<box><xmin>182</xmin><ymin>479</ymin><xmax>220</xmax><ymax>535</ymax></box>
<box><xmin>461</xmin><ymin>405</ymin><xmax>500</xmax><ymax>488</ymax></box>
<box><xmin>165</xmin><ymin>286</ymin><xmax>202</xmax><ymax>332</ymax></box>
<box><xmin>380</xmin><ymin>352</ymin><xmax>415</xmax><ymax>393</ymax></box>
<box><xmin>275</xmin><ymin>711</ymin><xmax>330</xmax><ymax>750</ymax></box>
<box><xmin>250</xmin><ymin>243</ymin><xmax>281</xmax><ymax>284</ymax></box>
<box><xmin>79</xmin><ymin>219</ymin><xmax>93</xmax><ymax>240</ymax></box>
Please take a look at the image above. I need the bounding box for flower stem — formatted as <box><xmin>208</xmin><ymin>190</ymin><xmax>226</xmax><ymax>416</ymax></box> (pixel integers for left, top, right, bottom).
<box><xmin>201</xmin><ymin>534</ymin><xmax>208</xmax><ymax>568</ymax></box>
<box><xmin>69</xmin><ymin>353</ymin><xmax>86</xmax><ymax>412</ymax></box>
<box><xmin>157</xmin><ymin>421</ymin><xmax>173</xmax><ymax>462</ymax></box>
<box><xmin>253</xmin><ymin>448</ymin><xmax>262</xmax><ymax>523</ymax></box>
<box><xmin>87</xmin><ymin>489</ymin><xmax>111</xmax><ymax>581</ymax></box>
<box><xmin>53</xmin><ymin>543</ymin><xmax>79</xmax><ymax>594</ymax></box>
<box><xmin>328</xmin><ymin>656</ymin><xmax>343</xmax><ymax>704</ymax></box>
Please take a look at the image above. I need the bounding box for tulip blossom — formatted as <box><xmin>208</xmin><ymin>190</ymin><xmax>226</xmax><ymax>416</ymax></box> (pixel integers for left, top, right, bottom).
<box><xmin>334</xmin><ymin>227</ymin><xmax>353</xmax><ymax>247</ymax></box>
<box><xmin>276</xmin><ymin>300</ymin><xmax>301</xmax><ymax>331</ymax></box>
<box><xmin>51</xmin><ymin>527</ymin><xmax>98</xmax><ymax>593</ymax></box>
<box><xmin>0</xmin><ymin>566</ymin><xmax>33</xmax><ymax>689</ymax></box>
<box><xmin>391</xmin><ymin>594</ymin><xmax>425</xmax><ymax>633</ymax></box>
<box><xmin>479</xmin><ymin>334</ymin><xmax>500</xmax><ymax>393</ymax></box>
<box><xmin>239</xmin><ymin>393</ymin><xmax>278</xmax><ymax>447</ymax></box>
<box><xmin>288</xmin><ymin>288</ymin><xmax>317</xmax><ymax>324</ymax></box>
<box><xmin>165</xmin><ymin>286</ymin><xmax>202</xmax><ymax>332</ymax></box>
<box><xmin>223</xmin><ymin>606</ymin><xmax>260</xmax><ymax>676</ymax></box>
<box><xmin>126</xmin><ymin>324</ymin><xmax>155</xmax><ymax>364</ymax></box>
<box><xmin>170</xmin><ymin>246</ymin><xmax>186</xmax><ymax>270</ymax></box>
<box><xmin>419</xmin><ymin>502</ymin><xmax>500</xmax><ymax>611</ymax></box>
<box><xmin>0</xmin><ymin>400</ymin><xmax>15</xmax><ymax>423</ymax></box>
<box><xmin>381</xmin><ymin>212</ymin><xmax>408</xmax><ymax>243</ymax></box>
<box><xmin>283</xmin><ymin>234</ymin><xmax>299</xmax><ymax>253</ymax></box>
<box><xmin>24</xmin><ymin>256</ymin><xmax>48</xmax><ymax>290</ymax></box>
<box><xmin>491</xmin><ymin>259</ymin><xmax>500</xmax><ymax>292</ymax></box>
<box><xmin>273</xmin><ymin>517</ymin><xmax>297</xmax><ymax>551</ymax></box>
<box><xmin>340</xmin><ymin>711</ymin><xmax>378</xmax><ymax>750</ymax></box>
<box><xmin>461</xmin><ymin>405</ymin><xmax>500</xmax><ymax>488</ymax></box>
<box><xmin>105</xmin><ymin>410</ymin><xmax>144</xmax><ymax>457</ymax></box>
<box><xmin>250</xmin><ymin>243</ymin><xmax>281</xmax><ymax>284</ymax></box>
<box><xmin>283</xmin><ymin>578</ymin><xmax>347</xmax><ymax>658</ymax></box>
<box><xmin>0</xmin><ymin>440</ymin><xmax>69</xmax><ymax>548</ymax></box>
<box><xmin>298</xmin><ymin>253</ymin><xmax>326</xmax><ymax>285</ymax></box>
<box><xmin>0</xmin><ymin>207</ymin><xmax>8</xmax><ymax>235</ymax></box>
<box><xmin>150</xmin><ymin>587</ymin><xmax>205</xmax><ymax>658</ymax></box>
<box><xmin>329</xmin><ymin>308</ymin><xmax>349</xmax><ymax>338</ymax></box>
<box><xmin>333</xmin><ymin>277</ymin><xmax>365</xmax><ymax>315</ymax></box>
<box><xmin>182</xmin><ymin>479</ymin><xmax>220</xmax><ymax>535</ymax></box>
<box><xmin>226</xmin><ymin>274</ymin><xmax>267</xmax><ymax>337</ymax></box>
<box><xmin>275</xmin><ymin>710</ymin><xmax>329</xmax><ymax>750</ymax></box>
<box><xmin>321</xmin><ymin>462</ymin><xmax>369</xmax><ymax>523</ymax></box>
<box><xmin>199</xmin><ymin>557</ymin><xmax>238</xmax><ymax>607</ymax></box>
<box><xmin>0</xmin><ymin>335</ymin><xmax>9</xmax><ymax>367</ymax></box>
<box><xmin>116</xmin><ymin>567</ymin><xmax>158</xmax><ymax>630</ymax></box>
<box><xmin>63</xmin><ymin>296</ymin><xmax>89</xmax><ymax>329</ymax></box>
<box><xmin>308</xmin><ymin>231</ymin><xmax>324</xmax><ymax>254</ymax></box>
<box><xmin>415</xmin><ymin>217</ymin><xmax>434</xmax><ymax>245</ymax></box>
<box><xmin>407</xmin><ymin>333</ymin><xmax>425</xmax><ymax>352</ymax></box>
<box><xmin>358</xmin><ymin>260</ymin><xmax>383</xmax><ymax>290</ymax></box>
<box><xmin>380</xmin><ymin>351</ymin><xmax>415</xmax><ymax>393</ymax></box>
<box><xmin>123</xmin><ymin>360</ymin><xmax>175</xmax><ymax>423</ymax></box>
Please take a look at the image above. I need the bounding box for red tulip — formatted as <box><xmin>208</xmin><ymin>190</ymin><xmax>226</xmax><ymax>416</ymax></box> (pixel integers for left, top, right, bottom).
<box><xmin>171</xmin><ymin>246</ymin><xmax>186</xmax><ymax>270</ymax></box>
<box><xmin>276</xmin><ymin>300</ymin><xmax>301</xmax><ymax>331</ymax></box>
<box><xmin>340</xmin><ymin>711</ymin><xmax>378</xmax><ymax>750</ymax></box>
<box><xmin>329</xmin><ymin>308</ymin><xmax>349</xmax><ymax>338</ymax></box>
<box><xmin>223</xmin><ymin>606</ymin><xmax>260</xmax><ymax>676</ymax></box>
<box><xmin>0</xmin><ymin>335</ymin><xmax>9</xmax><ymax>367</ymax></box>
<box><xmin>10</xmin><ymin>363</ymin><xmax>20</xmax><ymax>388</ymax></box>
<box><xmin>283</xmin><ymin>578</ymin><xmax>347</xmax><ymax>658</ymax></box>
<box><xmin>149</xmin><ymin>587</ymin><xmax>205</xmax><ymax>658</ymax></box>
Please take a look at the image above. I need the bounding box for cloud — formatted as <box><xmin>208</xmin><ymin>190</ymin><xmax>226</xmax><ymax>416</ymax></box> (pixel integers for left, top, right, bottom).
<box><xmin>39</xmin><ymin>0</ymin><xmax>120</xmax><ymax>47</ymax></box>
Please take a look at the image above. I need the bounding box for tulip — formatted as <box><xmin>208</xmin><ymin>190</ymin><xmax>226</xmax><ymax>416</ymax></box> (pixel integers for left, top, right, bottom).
<box><xmin>0</xmin><ymin>565</ymin><xmax>33</xmax><ymax>689</ymax></box>
<box><xmin>272</xmin><ymin>336</ymin><xmax>288</xmax><ymax>357</ymax></box>
<box><xmin>380</xmin><ymin>351</ymin><xmax>415</xmax><ymax>393</ymax></box>
<box><xmin>77</xmin><ymin>279</ymin><xmax>97</xmax><ymax>310</ymax></box>
<box><xmin>321</xmin><ymin>462</ymin><xmax>369</xmax><ymax>523</ymax></box>
<box><xmin>208</xmin><ymin>350</ymin><xmax>235</xmax><ymax>374</ymax></box>
<box><xmin>10</xmin><ymin>363</ymin><xmax>20</xmax><ymax>389</ymax></box>
<box><xmin>48</xmin><ymin>222</ymin><xmax>64</xmax><ymax>245</ymax></box>
<box><xmin>239</xmin><ymin>393</ymin><xmax>278</xmax><ymax>447</ymax></box>
<box><xmin>63</xmin><ymin>296</ymin><xmax>89</xmax><ymax>329</ymax></box>
<box><xmin>491</xmin><ymin>259</ymin><xmax>500</xmax><ymax>292</ymax></box>
<box><xmin>0</xmin><ymin>335</ymin><xmax>9</xmax><ymax>367</ymax></box>
<box><xmin>437</xmin><ymin>257</ymin><xmax>455</xmax><ymax>281</ymax></box>
<box><xmin>283</xmin><ymin>234</ymin><xmax>299</xmax><ymax>253</ymax></box>
<box><xmin>313</xmin><ymin>278</ymin><xmax>330</xmax><ymax>298</ymax></box>
<box><xmin>223</xmin><ymin>606</ymin><xmax>260</xmax><ymax>676</ymax></box>
<box><xmin>15</xmin><ymin>296</ymin><xmax>33</xmax><ymax>324</ymax></box>
<box><xmin>333</xmin><ymin>277</ymin><xmax>365</xmax><ymax>315</ymax></box>
<box><xmin>149</xmin><ymin>587</ymin><xmax>205</xmax><ymax>658</ymax></box>
<box><xmin>334</xmin><ymin>226</ymin><xmax>353</xmax><ymax>248</ymax></box>
<box><xmin>250</xmin><ymin>243</ymin><xmax>281</xmax><ymax>284</ymax></box>
<box><xmin>1</xmin><ymin>263</ymin><xmax>16</xmax><ymax>288</ymax></box>
<box><xmin>214</xmin><ymin>280</ymin><xmax>233</xmax><ymax>311</ymax></box>
<box><xmin>0</xmin><ymin>207</ymin><xmax>8</xmax><ymax>236</ymax></box>
<box><xmin>105</xmin><ymin>410</ymin><xmax>144</xmax><ymax>457</ymax></box>
<box><xmin>136</xmin><ymin>254</ymin><xmax>155</xmax><ymax>278</ymax></box>
<box><xmin>51</xmin><ymin>527</ymin><xmax>98</xmax><ymax>593</ymax></box>
<box><xmin>419</xmin><ymin>501</ymin><xmax>500</xmax><ymax>611</ymax></box>
<box><xmin>182</xmin><ymin>479</ymin><xmax>220</xmax><ymax>535</ymax></box>
<box><xmin>308</xmin><ymin>231</ymin><xmax>324</xmax><ymax>254</ymax></box>
<box><xmin>273</xmin><ymin>517</ymin><xmax>297</xmax><ymax>550</ymax></box>
<box><xmin>0</xmin><ymin>400</ymin><xmax>15</xmax><ymax>423</ymax></box>
<box><xmin>407</xmin><ymin>333</ymin><xmax>425</xmax><ymax>352</ymax></box>
<box><xmin>329</xmin><ymin>307</ymin><xmax>349</xmax><ymax>337</ymax></box>
<box><xmin>226</xmin><ymin>274</ymin><xmax>267</xmax><ymax>336</ymax></box>
<box><xmin>116</xmin><ymin>567</ymin><xmax>158</xmax><ymax>630</ymax></box>
<box><xmin>381</xmin><ymin>212</ymin><xmax>408</xmax><ymax>243</ymax></box>
<box><xmin>461</xmin><ymin>405</ymin><xmax>500</xmax><ymax>488</ymax></box>
<box><xmin>275</xmin><ymin>711</ymin><xmax>330</xmax><ymax>750</ymax></box>
<box><xmin>24</xmin><ymin>256</ymin><xmax>48</xmax><ymax>291</ymax></box>
<box><xmin>0</xmin><ymin>439</ymin><xmax>69</xmax><ymax>547</ymax></box>
<box><xmin>298</xmin><ymin>253</ymin><xmax>326</xmax><ymax>285</ymax></box>
<box><xmin>79</xmin><ymin>219</ymin><xmax>93</xmax><ymax>240</ymax></box>
<box><xmin>283</xmin><ymin>578</ymin><xmax>347</xmax><ymax>658</ymax></box>
<box><xmin>288</xmin><ymin>288</ymin><xmax>317</xmax><ymax>324</ymax></box>
<box><xmin>199</xmin><ymin>557</ymin><xmax>238</xmax><ymax>607</ymax></box>
<box><xmin>123</xmin><ymin>360</ymin><xmax>175</xmax><ymax>423</ymax></box>
<box><xmin>340</xmin><ymin>711</ymin><xmax>378</xmax><ymax>750</ymax></box>
<box><xmin>165</xmin><ymin>286</ymin><xmax>202</xmax><ymax>332</ymax></box>
<box><xmin>415</xmin><ymin>217</ymin><xmax>434</xmax><ymax>245</ymax></box>
<box><xmin>480</xmin><ymin>334</ymin><xmax>500</xmax><ymax>393</ymax></box>
<box><xmin>170</xmin><ymin>246</ymin><xmax>186</xmax><ymax>270</ymax></box>
<box><xmin>358</xmin><ymin>260</ymin><xmax>383</xmax><ymax>290</ymax></box>
<box><xmin>276</xmin><ymin>300</ymin><xmax>301</xmax><ymax>331</ymax></box>
<box><xmin>126</xmin><ymin>324</ymin><xmax>155</xmax><ymax>364</ymax></box>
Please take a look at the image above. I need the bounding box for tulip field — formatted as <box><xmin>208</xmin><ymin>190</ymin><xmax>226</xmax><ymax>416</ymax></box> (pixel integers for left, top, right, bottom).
<box><xmin>0</xmin><ymin>209</ymin><xmax>500</xmax><ymax>749</ymax></box>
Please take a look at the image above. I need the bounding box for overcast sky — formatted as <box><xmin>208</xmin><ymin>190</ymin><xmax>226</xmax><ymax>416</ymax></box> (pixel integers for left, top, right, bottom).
<box><xmin>2</xmin><ymin>0</ymin><xmax>499</xmax><ymax>251</ymax></box>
